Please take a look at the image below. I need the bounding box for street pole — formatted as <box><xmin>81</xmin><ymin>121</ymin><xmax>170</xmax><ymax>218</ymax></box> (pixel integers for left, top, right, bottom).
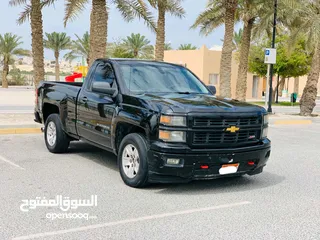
<box><xmin>265</xmin><ymin>64</ymin><xmax>271</xmax><ymax>109</ymax></box>
<box><xmin>268</xmin><ymin>0</ymin><xmax>277</xmax><ymax>113</ymax></box>
<box><xmin>276</xmin><ymin>74</ymin><xmax>280</xmax><ymax>103</ymax></box>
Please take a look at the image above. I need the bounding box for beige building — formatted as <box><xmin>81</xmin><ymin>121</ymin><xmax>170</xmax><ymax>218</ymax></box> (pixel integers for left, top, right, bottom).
<box><xmin>164</xmin><ymin>45</ymin><xmax>320</xmax><ymax>99</ymax></box>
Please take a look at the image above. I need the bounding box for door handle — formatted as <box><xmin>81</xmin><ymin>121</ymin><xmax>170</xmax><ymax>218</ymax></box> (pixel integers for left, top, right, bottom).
<box><xmin>82</xmin><ymin>96</ymin><xmax>88</xmax><ymax>103</ymax></box>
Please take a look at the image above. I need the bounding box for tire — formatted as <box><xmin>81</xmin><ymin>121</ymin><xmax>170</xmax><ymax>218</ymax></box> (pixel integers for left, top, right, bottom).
<box><xmin>44</xmin><ymin>114</ymin><xmax>70</xmax><ymax>153</ymax></box>
<box><xmin>118</xmin><ymin>133</ymin><xmax>149</xmax><ymax>188</ymax></box>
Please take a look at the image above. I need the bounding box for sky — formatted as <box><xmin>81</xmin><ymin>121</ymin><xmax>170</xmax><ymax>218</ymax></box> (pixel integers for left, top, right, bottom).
<box><xmin>0</xmin><ymin>0</ymin><xmax>239</xmax><ymax>60</ymax></box>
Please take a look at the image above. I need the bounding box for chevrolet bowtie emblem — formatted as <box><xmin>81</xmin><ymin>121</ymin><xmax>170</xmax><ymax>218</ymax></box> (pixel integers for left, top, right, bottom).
<box><xmin>226</xmin><ymin>126</ymin><xmax>240</xmax><ymax>133</ymax></box>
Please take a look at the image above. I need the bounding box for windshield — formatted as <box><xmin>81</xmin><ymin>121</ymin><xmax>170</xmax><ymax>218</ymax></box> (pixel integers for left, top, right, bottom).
<box><xmin>117</xmin><ymin>61</ymin><xmax>209</xmax><ymax>95</ymax></box>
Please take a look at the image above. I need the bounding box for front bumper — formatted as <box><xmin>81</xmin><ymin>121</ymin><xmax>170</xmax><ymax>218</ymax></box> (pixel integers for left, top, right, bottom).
<box><xmin>147</xmin><ymin>139</ymin><xmax>271</xmax><ymax>183</ymax></box>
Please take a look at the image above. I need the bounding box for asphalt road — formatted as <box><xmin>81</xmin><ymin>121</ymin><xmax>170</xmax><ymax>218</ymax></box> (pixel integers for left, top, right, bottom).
<box><xmin>0</xmin><ymin>124</ymin><xmax>319</xmax><ymax>240</ymax></box>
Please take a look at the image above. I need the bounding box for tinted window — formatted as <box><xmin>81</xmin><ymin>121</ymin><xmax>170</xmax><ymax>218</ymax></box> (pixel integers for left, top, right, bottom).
<box><xmin>118</xmin><ymin>62</ymin><xmax>209</xmax><ymax>95</ymax></box>
<box><xmin>90</xmin><ymin>63</ymin><xmax>115</xmax><ymax>90</ymax></box>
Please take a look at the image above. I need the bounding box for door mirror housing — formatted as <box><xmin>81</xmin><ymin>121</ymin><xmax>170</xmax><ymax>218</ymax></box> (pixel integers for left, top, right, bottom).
<box><xmin>207</xmin><ymin>85</ymin><xmax>216</xmax><ymax>95</ymax></box>
<box><xmin>92</xmin><ymin>82</ymin><xmax>117</xmax><ymax>96</ymax></box>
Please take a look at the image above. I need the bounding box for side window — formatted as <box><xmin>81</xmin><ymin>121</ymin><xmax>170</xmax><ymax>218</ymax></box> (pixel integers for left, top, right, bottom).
<box><xmin>90</xmin><ymin>63</ymin><xmax>115</xmax><ymax>90</ymax></box>
<box><xmin>209</xmin><ymin>73</ymin><xmax>219</xmax><ymax>85</ymax></box>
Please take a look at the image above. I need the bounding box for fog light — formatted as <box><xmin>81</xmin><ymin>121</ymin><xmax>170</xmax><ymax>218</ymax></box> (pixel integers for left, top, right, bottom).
<box><xmin>167</xmin><ymin>158</ymin><xmax>181</xmax><ymax>165</ymax></box>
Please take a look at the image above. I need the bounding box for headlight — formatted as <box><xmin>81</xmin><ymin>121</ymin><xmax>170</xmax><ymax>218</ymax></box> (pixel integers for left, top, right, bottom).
<box><xmin>262</xmin><ymin>127</ymin><xmax>268</xmax><ymax>138</ymax></box>
<box><xmin>263</xmin><ymin>115</ymin><xmax>269</xmax><ymax>125</ymax></box>
<box><xmin>160</xmin><ymin>115</ymin><xmax>186</xmax><ymax>126</ymax></box>
<box><xmin>159</xmin><ymin>130</ymin><xmax>186</xmax><ymax>142</ymax></box>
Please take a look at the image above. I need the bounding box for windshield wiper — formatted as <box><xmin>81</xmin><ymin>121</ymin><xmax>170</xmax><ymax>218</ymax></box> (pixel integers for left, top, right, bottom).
<box><xmin>176</xmin><ymin>91</ymin><xmax>192</xmax><ymax>94</ymax></box>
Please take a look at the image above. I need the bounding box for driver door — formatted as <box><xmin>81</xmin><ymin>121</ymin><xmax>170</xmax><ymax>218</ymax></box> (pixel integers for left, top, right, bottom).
<box><xmin>77</xmin><ymin>62</ymin><xmax>117</xmax><ymax>149</ymax></box>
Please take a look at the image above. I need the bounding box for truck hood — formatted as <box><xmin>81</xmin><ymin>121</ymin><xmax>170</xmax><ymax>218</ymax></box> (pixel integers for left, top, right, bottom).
<box><xmin>138</xmin><ymin>93</ymin><xmax>266</xmax><ymax>114</ymax></box>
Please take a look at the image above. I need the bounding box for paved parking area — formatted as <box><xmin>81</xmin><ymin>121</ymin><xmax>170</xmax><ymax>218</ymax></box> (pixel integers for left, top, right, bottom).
<box><xmin>0</xmin><ymin>124</ymin><xmax>319</xmax><ymax>240</ymax></box>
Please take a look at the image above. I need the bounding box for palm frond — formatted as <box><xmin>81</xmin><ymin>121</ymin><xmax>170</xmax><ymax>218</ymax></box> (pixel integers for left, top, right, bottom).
<box><xmin>8</xmin><ymin>0</ymin><xmax>27</xmax><ymax>7</ymax></box>
<box><xmin>64</xmin><ymin>0</ymin><xmax>89</xmax><ymax>27</ymax></box>
<box><xmin>190</xmin><ymin>5</ymin><xmax>225</xmax><ymax>36</ymax></box>
<box><xmin>17</xmin><ymin>4</ymin><xmax>31</xmax><ymax>25</ymax></box>
<box><xmin>12</xmin><ymin>48</ymin><xmax>31</xmax><ymax>56</ymax></box>
<box><xmin>165</xmin><ymin>0</ymin><xmax>185</xmax><ymax>18</ymax></box>
<box><xmin>113</xmin><ymin>0</ymin><xmax>156</xmax><ymax>31</ymax></box>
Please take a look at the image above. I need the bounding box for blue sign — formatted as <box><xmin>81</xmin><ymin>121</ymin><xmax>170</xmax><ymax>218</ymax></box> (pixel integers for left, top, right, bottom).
<box><xmin>265</xmin><ymin>50</ymin><xmax>270</xmax><ymax>56</ymax></box>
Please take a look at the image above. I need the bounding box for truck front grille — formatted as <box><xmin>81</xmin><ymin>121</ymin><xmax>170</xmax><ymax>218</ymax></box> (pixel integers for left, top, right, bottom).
<box><xmin>193</xmin><ymin>116</ymin><xmax>260</xmax><ymax>127</ymax></box>
<box><xmin>191</xmin><ymin>116</ymin><xmax>262</xmax><ymax>147</ymax></box>
<box><xmin>193</xmin><ymin>130</ymin><xmax>260</xmax><ymax>145</ymax></box>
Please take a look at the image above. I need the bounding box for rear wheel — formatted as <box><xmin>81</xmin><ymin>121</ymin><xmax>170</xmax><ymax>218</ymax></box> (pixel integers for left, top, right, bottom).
<box><xmin>44</xmin><ymin>114</ymin><xmax>70</xmax><ymax>153</ymax></box>
<box><xmin>118</xmin><ymin>133</ymin><xmax>149</xmax><ymax>188</ymax></box>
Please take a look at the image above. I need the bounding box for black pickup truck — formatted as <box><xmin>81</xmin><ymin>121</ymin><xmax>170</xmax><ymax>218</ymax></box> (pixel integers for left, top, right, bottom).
<box><xmin>35</xmin><ymin>59</ymin><xmax>271</xmax><ymax>188</ymax></box>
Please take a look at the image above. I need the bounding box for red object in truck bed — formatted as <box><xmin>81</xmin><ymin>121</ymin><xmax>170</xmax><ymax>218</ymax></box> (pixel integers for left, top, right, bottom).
<box><xmin>65</xmin><ymin>72</ymin><xmax>83</xmax><ymax>82</ymax></box>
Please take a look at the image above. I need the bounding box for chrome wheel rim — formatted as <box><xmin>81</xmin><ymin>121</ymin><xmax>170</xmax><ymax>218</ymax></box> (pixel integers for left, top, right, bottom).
<box><xmin>47</xmin><ymin>122</ymin><xmax>57</xmax><ymax>147</ymax></box>
<box><xmin>122</xmin><ymin>144</ymin><xmax>140</xmax><ymax>179</ymax></box>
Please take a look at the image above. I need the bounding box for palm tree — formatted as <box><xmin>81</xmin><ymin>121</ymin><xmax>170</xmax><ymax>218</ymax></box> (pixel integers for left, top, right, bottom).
<box><xmin>178</xmin><ymin>44</ymin><xmax>197</xmax><ymax>50</ymax></box>
<box><xmin>64</xmin><ymin>0</ymin><xmax>155</xmax><ymax>66</ymax></box>
<box><xmin>148</xmin><ymin>0</ymin><xmax>185</xmax><ymax>61</ymax></box>
<box><xmin>129</xmin><ymin>1</ymin><xmax>185</xmax><ymax>60</ymax></box>
<box><xmin>192</xmin><ymin>0</ymin><xmax>238</xmax><ymax>98</ymax></box>
<box><xmin>122</xmin><ymin>33</ymin><xmax>153</xmax><ymax>58</ymax></box>
<box><xmin>164</xmin><ymin>42</ymin><xmax>173</xmax><ymax>50</ymax></box>
<box><xmin>64</xmin><ymin>32</ymin><xmax>90</xmax><ymax>65</ymax></box>
<box><xmin>235</xmin><ymin>0</ymin><xmax>266</xmax><ymax>101</ymax></box>
<box><xmin>0</xmin><ymin>33</ymin><xmax>30</xmax><ymax>88</ymax></box>
<box><xmin>9</xmin><ymin>0</ymin><xmax>54</xmax><ymax>88</ymax></box>
<box><xmin>285</xmin><ymin>0</ymin><xmax>320</xmax><ymax>115</ymax></box>
<box><xmin>44</xmin><ymin>32</ymin><xmax>71</xmax><ymax>81</ymax></box>
<box><xmin>233</xmin><ymin>28</ymin><xmax>243</xmax><ymax>51</ymax></box>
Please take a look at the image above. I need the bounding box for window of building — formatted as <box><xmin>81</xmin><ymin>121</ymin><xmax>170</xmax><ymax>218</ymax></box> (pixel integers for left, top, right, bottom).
<box><xmin>209</xmin><ymin>74</ymin><xmax>219</xmax><ymax>85</ymax></box>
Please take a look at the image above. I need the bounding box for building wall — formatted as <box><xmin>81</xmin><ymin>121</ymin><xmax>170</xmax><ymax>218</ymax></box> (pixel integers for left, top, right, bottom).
<box><xmin>163</xmin><ymin>49</ymin><xmax>205</xmax><ymax>80</ymax></box>
<box><xmin>164</xmin><ymin>45</ymin><xmax>263</xmax><ymax>99</ymax></box>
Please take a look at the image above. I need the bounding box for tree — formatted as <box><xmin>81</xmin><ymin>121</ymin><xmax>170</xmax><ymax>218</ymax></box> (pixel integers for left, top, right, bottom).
<box><xmin>248</xmin><ymin>35</ymin><xmax>311</xmax><ymax>101</ymax></box>
<box><xmin>235</xmin><ymin>0</ymin><xmax>266</xmax><ymax>101</ymax></box>
<box><xmin>131</xmin><ymin>1</ymin><xmax>185</xmax><ymax>61</ymax></box>
<box><xmin>64</xmin><ymin>0</ymin><xmax>155</xmax><ymax>66</ymax></box>
<box><xmin>64</xmin><ymin>32</ymin><xmax>90</xmax><ymax>65</ymax></box>
<box><xmin>236</xmin><ymin>0</ymin><xmax>295</xmax><ymax>101</ymax></box>
<box><xmin>191</xmin><ymin>0</ymin><xmax>238</xmax><ymax>98</ymax></box>
<box><xmin>164</xmin><ymin>42</ymin><xmax>173</xmax><ymax>50</ymax></box>
<box><xmin>178</xmin><ymin>44</ymin><xmax>197</xmax><ymax>50</ymax></box>
<box><xmin>9</xmin><ymin>0</ymin><xmax>54</xmax><ymax>88</ymax></box>
<box><xmin>233</xmin><ymin>28</ymin><xmax>243</xmax><ymax>51</ymax></box>
<box><xmin>123</xmin><ymin>33</ymin><xmax>153</xmax><ymax>58</ymax></box>
<box><xmin>44</xmin><ymin>32</ymin><xmax>71</xmax><ymax>81</ymax></box>
<box><xmin>150</xmin><ymin>0</ymin><xmax>185</xmax><ymax>61</ymax></box>
<box><xmin>0</xmin><ymin>33</ymin><xmax>30</xmax><ymax>88</ymax></box>
<box><xmin>284</xmin><ymin>0</ymin><xmax>320</xmax><ymax>116</ymax></box>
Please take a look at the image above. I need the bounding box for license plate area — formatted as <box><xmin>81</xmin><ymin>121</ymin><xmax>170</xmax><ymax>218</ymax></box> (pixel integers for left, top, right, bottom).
<box><xmin>219</xmin><ymin>163</ymin><xmax>239</xmax><ymax>175</ymax></box>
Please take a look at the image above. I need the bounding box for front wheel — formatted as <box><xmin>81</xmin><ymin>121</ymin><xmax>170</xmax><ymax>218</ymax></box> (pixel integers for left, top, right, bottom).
<box><xmin>118</xmin><ymin>133</ymin><xmax>149</xmax><ymax>188</ymax></box>
<box><xmin>44</xmin><ymin>114</ymin><xmax>70</xmax><ymax>153</ymax></box>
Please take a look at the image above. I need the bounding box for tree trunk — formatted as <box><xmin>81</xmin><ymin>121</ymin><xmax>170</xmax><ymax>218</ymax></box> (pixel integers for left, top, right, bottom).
<box><xmin>31</xmin><ymin>0</ymin><xmax>45</xmax><ymax>88</ymax></box>
<box><xmin>55</xmin><ymin>51</ymin><xmax>60</xmax><ymax>81</ymax></box>
<box><xmin>1</xmin><ymin>56</ymin><xmax>9</xmax><ymax>88</ymax></box>
<box><xmin>155</xmin><ymin>1</ymin><xmax>166</xmax><ymax>61</ymax></box>
<box><xmin>220</xmin><ymin>0</ymin><xmax>238</xmax><ymax>98</ymax></box>
<box><xmin>278</xmin><ymin>77</ymin><xmax>286</xmax><ymax>97</ymax></box>
<box><xmin>294</xmin><ymin>76</ymin><xmax>299</xmax><ymax>94</ymax></box>
<box><xmin>134</xmin><ymin>49</ymin><xmax>138</xmax><ymax>58</ymax></box>
<box><xmin>235</xmin><ymin>18</ymin><xmax>254</xmax><ymax>101</ymax></box>
<box><xmin>272</xmin><ymin>76</ymin><xmax>284</xmax><ymax>102</ymax></box>
<box><xmin>300</xmin><ymin>44</ymin><xmax>320</xmax><ymax>116</ymax></box>
<box><xmin>89</xmin><ymin>0</ymin><xmax>108</xmax><ymax>67</ymax></box>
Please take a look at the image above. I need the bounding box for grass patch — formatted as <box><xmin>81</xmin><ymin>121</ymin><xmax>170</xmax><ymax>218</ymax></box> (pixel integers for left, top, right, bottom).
<box><xmin>250</xmin><ymin>101</ymin><xmax>300</xmax><ymax>106</ymax></box>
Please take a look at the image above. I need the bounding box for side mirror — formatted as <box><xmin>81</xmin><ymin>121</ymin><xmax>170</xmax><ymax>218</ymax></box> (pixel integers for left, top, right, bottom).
<box><xmin>92</xmin><ymin>81</ymin><xmax>117</xmax><ymax>96</ymax></box>
<box><xmin>207</xmin><ymin>85</ymin><xmax>216</xmax><ymax>95</ymax></box>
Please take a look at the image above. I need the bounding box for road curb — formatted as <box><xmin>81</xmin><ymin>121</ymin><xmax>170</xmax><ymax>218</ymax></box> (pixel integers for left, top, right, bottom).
<box><xmin>272</xmin><ymin>120</ymin><xmax>313</xmax><ymax>125</ymax></box>
<box><xmin>0</xmin><ymin>128</ymin><xmax>42</xmax><ymax>135</ymax></box>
